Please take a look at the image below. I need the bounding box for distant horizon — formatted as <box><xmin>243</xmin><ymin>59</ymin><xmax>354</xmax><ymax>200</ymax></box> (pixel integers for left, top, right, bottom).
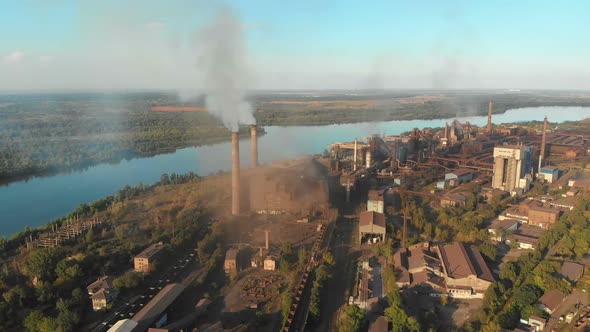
<box><xmin>3</xmin><ymin>1</ymin><xmax>590</xmax><ymax>91</ymax></box>
<box><xmin>1</xmin><ymin>88</ymin><xmax>590</xmax><ymax>95</ymax></box>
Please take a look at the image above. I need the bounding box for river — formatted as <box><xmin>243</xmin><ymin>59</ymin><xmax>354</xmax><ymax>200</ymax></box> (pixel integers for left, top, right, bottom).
<box><xmin>1</xmin><ymin>106</ymin><xmax>590</xmax><ymax>236</ymax></box>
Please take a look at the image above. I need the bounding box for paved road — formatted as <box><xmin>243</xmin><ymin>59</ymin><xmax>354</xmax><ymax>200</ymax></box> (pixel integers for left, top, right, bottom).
<box><xmin>89</xmin><ymin>250</ymin><xmax>198</xmax><ymax>332</ymax></box>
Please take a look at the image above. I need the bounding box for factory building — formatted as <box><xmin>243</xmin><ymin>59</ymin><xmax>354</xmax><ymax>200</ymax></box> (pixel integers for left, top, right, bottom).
<box><xmin>444</xmin><ymin>168</ymin><xmax>475</xmax><ymax>186</ymax></box>
<box><xmin>436</xmin><ymin>243</ymin><xmax>495</xmax><ymax>297</ymax></box>
<box><xmin>492</xmin><ymin>145</ymin><xmax>532</xmax><ymax>193</ymax></box>
<box><xmin>358</xmin><ymin>211</ymin><xmax>386</xmax><ymax>244</ymax></box>
<box><xmin>537</xmin><ymin>166</ymin><xmax>559</xmax><ymax>183</ymax></box>
<box><xmin>367</xmin><ymin>189</ymin><xmax>385</xmax><ymax>214</ymax></box>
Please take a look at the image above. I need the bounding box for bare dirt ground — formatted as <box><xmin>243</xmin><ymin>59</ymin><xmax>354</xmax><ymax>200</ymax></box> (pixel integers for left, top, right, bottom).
<box><xmin>438</xmin><ymin>298</ymin><xmax>484</xmax><ymax>329</ymax></box>
<box><xmin>224</xmin><ymin>215</ymin><xmax>320</xmax><ymax>250</ymax></box>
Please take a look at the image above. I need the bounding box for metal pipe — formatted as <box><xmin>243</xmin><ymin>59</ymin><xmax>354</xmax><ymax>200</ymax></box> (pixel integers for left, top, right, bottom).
<box><xmin>250</xmin><ymin>125</ymin><xmax>258</xmax><ymax>168</ymax></box>
<box><xmin>231</xmin><ymin>132</ymin><xmax>240</xmax><ymax>215</ymax></box>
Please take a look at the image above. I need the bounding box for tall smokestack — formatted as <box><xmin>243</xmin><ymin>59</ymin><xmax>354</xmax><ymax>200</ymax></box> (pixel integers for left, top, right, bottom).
<box><xmin>250</xmin><ymin>125</ymin><xmax>258</xmax><ymax>168</ymax></box>
<box><xmin>487</xmin><ymin>99</ymin><xmax>493</xmax><ymax>134</ymax></box>
<box><xmin>231</xmin><ymin>132</ymin><xmax>240</xmax><ymax>215</ymax></box>
<box><xmin>264</xmin><ymin>230</ymin><xmax>269</xmax><ymax>250</ymax></box>
<box><xmin>353</xmin><ymin>139</ymin><xmax>357</xmax><ymax>171</ymax></box>
<box><xmin>538</xmin><ymin>116</ymin><xmax>548</xmax><ymax>171</ymax></box>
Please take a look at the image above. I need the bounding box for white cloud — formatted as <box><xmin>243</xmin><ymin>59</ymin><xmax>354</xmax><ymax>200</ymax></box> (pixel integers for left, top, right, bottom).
<box><xmin>145</xmin><ymin>21</ymin><xmax>166</xmax><ymax>29</ymax></box>
<box><xmin>4</xmin><ymin>51</ymin><xmax>25</xmax><ymax>62</ymax></box>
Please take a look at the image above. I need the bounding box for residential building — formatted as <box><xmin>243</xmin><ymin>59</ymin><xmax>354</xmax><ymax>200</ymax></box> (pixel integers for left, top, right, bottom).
<box><xmin>393</xmin><ymin>243</ymin><xmax>444</xmax><ymax>290</ymax></box>
<box><xmin>508</xmin><ymin>224</ymin><xmax>545</xmax><ymax>250</ymax></box>
<box><xmin>134</xmin><ymin>242</ymin><xmax>165</xmax><ymax>273</ymax></box>
<box><xmin>440</xmin><ymin>192</ymin><xmax>469</xmax><ymax>208</ymax></box>
<box><xmin>487</xmin><ymin>219</ymin><xmax>519</xmax><ymax>242</ymax></box>
<box><xmin>528</xmin><ymin>206</ymin><xmax>560</xmax><ymax>229</ymax></box>
<box><xmin>87</xmin><ymin>276</ymin><xmax>114</xmax><ymax>296</ymax></box>
<box><xmin>538</xmin><ymin>289</ymin><xmax>565</xmax><ymax>314</ymax></box>
<box><xmin>358</xmin><ymin>211</ymin><xmax>386</xmax><ymax>244</ymax></box>
<box><xmin>91</xmin><ymin>288</ymin><xmax>115</xmax><ymax>311</ymax></box>
<box><xmin>560</xmin><ymin>262</ymin><xmax>584</xmax><ymax>283</ymax></box>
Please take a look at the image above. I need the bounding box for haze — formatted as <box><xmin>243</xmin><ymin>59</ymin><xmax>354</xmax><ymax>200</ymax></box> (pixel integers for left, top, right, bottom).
<box><xmin>2</xmin><ymin>0</ymin><xmax>590</xmax><ymax>91</ymax></box>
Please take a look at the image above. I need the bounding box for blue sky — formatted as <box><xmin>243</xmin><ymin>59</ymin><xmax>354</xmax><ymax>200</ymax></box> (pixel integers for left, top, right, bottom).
<box><xmin>1</xmin><ymin>0</ymin><xmax>589</xmax><ymax>90</ymax></box>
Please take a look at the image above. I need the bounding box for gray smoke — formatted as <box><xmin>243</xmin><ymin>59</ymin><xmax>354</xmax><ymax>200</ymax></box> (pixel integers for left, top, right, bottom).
<box><xmin>197</xmin><ymin>8</ymin><xmax>255</xmax><ymax>132</ymax></box>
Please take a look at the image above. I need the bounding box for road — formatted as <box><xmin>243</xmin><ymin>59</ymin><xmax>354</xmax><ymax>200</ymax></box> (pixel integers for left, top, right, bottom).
<box><xmin>89</xmin><ymin>249</ymin><xmax>199</xmax><ymax>332</ymax></box>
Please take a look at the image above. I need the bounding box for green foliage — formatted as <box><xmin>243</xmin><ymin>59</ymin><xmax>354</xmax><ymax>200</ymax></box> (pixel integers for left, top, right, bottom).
<box><xmin>281</xmin><ymin>292</ymin><xmax>293</xmax><ymax>325</ymax></box>
<box><xmin>338</xmin><ymin>304</ymin><xmax>367</xmax><ymax>332</ymax></box>
<box><xmin>24</xmin><ymin>310</ymin><xmax>58</xmax><ymax>332</ymax></box>
<box><xmin>385</xmin><ymin>305</ymin><xmax>420</xmax><ymax>332</ymax></box>
<box><xmin>279</xmin><ymin>242</ymin><xmax>297</xmax><ymax>273</ymax></box>
<box><xmin>25</xmin><ymin>248</ymin><xmax>63</xmax><ymax>282</ymax></box>
<box><xmin>113</xmin><ymin>270</ymin><xmax>142</xmax><ymax>291</ymax></box>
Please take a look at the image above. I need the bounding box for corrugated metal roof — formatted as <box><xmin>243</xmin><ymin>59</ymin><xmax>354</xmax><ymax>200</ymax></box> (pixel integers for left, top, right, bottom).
<box><xmin>107</xmin><ymin>319</ymin><xmax>139</xmax><ymax>332</ymax></box>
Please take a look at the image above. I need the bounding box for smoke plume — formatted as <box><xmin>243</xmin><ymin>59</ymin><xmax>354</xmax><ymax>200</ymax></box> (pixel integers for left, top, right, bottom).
<box><xmin>197</xmin><ymin>8</ymin><xmax>255</xmax><ymax>132</ymax></box>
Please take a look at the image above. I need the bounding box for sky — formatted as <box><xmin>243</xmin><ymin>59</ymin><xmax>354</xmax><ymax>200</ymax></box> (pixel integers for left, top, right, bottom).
<box><xmin>1</xmin><ymin>0</ymin><xmax>589</xmax><ymax>91</ymax></box>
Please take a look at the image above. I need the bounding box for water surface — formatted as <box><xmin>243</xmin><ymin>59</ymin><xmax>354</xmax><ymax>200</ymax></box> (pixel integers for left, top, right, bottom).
<box><xmin>1</xmin><ymin>106</ymin><xmax>589</xmax><ymax>236</ymax></box>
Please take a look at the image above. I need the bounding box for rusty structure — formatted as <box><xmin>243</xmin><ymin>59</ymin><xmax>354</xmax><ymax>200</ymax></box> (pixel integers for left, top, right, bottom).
<box><xmin>29</xmin><ymin>217</ymin><xmax>103</xmax><ymax>248</ymax></box>
<box><xmin>231</xmin><ymin>132</ymin><xmax>241</xmax><ymax>216</ymax></box>
<box><xmin>250</xmin><ymin>125</ymin><xmax>258</xmax><ymax>168</ymax></box>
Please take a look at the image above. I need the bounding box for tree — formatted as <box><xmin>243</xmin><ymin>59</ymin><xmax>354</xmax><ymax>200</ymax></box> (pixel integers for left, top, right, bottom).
<box><xmin>384</xmin><ymin>305</ymin><xmax>420</xmax><ymax>332</ymax></box>
<box><xmin>24</xmin><ymin>310</ymin><xmax>59</xmax><ymax>332</ymax></box>
<box><xmin>478</xmin><ymin>241</ymin><xmax>498</xmax><ymax>262</ymax></box>
<box><xmin>24</xmin><ymin>310</ymin><xmax>44</xmax><ymax>332</ymax></box>
<box><xmin>25</xmin><ymin>248</ymin><xmax>61</xmax><ymax>282</ymax></box>
<box><xmin>85</xmin><ymin>228</ymin><xmax>94</xmax><ymax>243</ymax></box>
<box><xmin>338</xmin><ymin>305</ymin><xmax>366</xmax><ymax>332</ymax></box>
<box><xmin>57</xmin><ymin>308</ymin><xmax>80</xmax><ymax>332</ymax></box>
<box><xmin>113</xmin><ymin>271</ymin><xmax>142</xmax><ymax>291</ymax></box>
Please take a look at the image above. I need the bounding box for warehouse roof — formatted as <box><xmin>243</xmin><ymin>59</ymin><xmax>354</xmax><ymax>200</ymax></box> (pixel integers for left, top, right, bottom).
<box><xmin>359</xmin><ymin>211</ymin><xmax>386</xmax><ymax>228</ymax></box>
<box><xmin>132</xmin><ymin>283</ymin><xmax>184</xmax><ymax>329</ymax></box>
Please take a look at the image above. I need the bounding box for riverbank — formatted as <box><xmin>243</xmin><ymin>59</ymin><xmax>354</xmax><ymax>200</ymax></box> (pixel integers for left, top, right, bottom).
<box><xmin>3</xmin><ymin>90</ymin><xmax>590</xmax><ymax>184</ymax></box>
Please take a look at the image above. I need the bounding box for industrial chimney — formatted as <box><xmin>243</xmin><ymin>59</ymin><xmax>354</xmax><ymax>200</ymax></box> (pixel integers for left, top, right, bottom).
<box><xmin>538</xmin><ymin>116</ymin><xmax>548</xmax><ymax>171</ymax></box>
<box><xmin>250</xmin><ymin>125</ymin><xmax>258</xmax><ymax>168</ymax></box>
<box><xmin>231</xmin><ymin>132</ymin><xmax>240</xmax><ymax>215</ymax></box>
<box><xmin>264</xmin><ymin>230</ymin><xmax>269</xmax><ymax>250</ymax></box>
<box><xmin>487</xmin><ymin>99</ymin><xmax>493</xmax><ymax>134</ymax></box>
